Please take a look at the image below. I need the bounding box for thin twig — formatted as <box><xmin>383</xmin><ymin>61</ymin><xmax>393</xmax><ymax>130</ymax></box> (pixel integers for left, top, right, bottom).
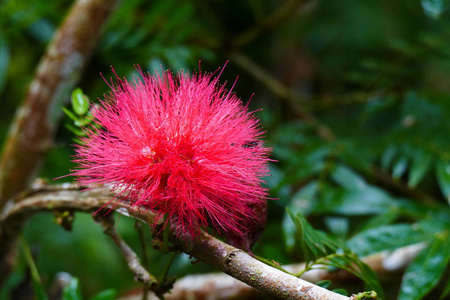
<box><xmin>228</xmin><ymin>50</ymin><xmax>306</xmax><ymax>106</ymax></box>
<box><xmin>233</xmin><ymin>0</ymin><xmax>305</xmax><ymax>47</ymax></box>
<box><xmin>96</xmin><ymin>214</ymin><xmax>159</xmax><ymax>288</ymax></box>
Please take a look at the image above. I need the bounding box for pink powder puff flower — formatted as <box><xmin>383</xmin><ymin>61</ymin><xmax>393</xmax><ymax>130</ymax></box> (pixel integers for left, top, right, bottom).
<box><xmin>71</xmin><ymin>65</ymin><xmax>271</xmax><ymax>247</ymax></box>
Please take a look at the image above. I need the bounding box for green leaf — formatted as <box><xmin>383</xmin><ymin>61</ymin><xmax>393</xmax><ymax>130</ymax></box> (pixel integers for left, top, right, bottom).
<box><xmin>436</xmin><ymin>161</ymin><xmax>450</xmax><ymax>203</ymax></box>
<box><xmin>358</xmin><ymin>209</ymin><xmax>398</xmax><ymax>232</ymax></box>
<box><xmin>347</xmin><ymin>223</ymin><xmax>429</xmax><ymax>257</ymax></box>
<box><xmin>88</xmin><ymin>289</ymin><xmax>117</xmax><ymax>300</ymax></box>
<box><xmin>62</xmin><ymin>107</ymin><xmax>80</xmax><ymax>122</ymax></box>
<box><xmin>288</xmin><ymin>205</ymin><xmax>384</xmax><ymax>297</ymax></box>
<box><xmin>324</xmin><ymin>216</ymin><xmax>349</xmax><ymax>238</ymax></box>
<box><xmin>331</xmin><ymin>165</ymin><xmax>367</xmax><ymax>190</ymax></box>
<box><xmin>408</xmin><ymin>149</ymin><xmax>432</xmax><ymax>187</ymax></box>
<box><xmin>65</xmin><ymin>124</ymin><xmax>87</xmax><ymax>137</ymax></box>
<box><xmin>283</xmin><ymin>182</ymin><xmax>319</xmax><ymax>250</ymax></box>
<box><xmin>319</xmin><ymin>253</ymin><xmax>384</xmax><ymax>298</ymax></box>
<box><xmin>398</xmin><ymin>232</ymin><xmax>450</xmax><ymax>300</ymax></box>
<box><xmin>287</xmin><ymin>208</ymin><xmax>341</xmax><ymax>262</ymax></box>
<box><xmin>333</xmin><ymin>289</ymin><xmax>348</xmax><ymax>296</ymax></box>
<box><xmin>381</xmin><ymin>146</ymin><xmax>397</xmax><ymax>171</ymax></box>
<box><xmin>71</xmin><ymin>88</ymin><xmax>90</xmax><ymax>116</ymax></box>
<box><xmin>315</xmin><ymin>280</ymin><xmax>331</xmax><ymax>288</ymax></box>
<box><xmin>282</xmin><ymin>209</ymin><xmax>297</xmax><ymax>251</ymax></box>
<box><xmin>322</xmin><ymin>165</ymin><xmax>395</xmax><ymax>215</ymax></box>
<box><xmin>392</xmin><ymin>157</ymin><xmax>408</xmax><ymax>179</ymax></box>
<box><xmin>290</xmin><ymin>181</ymin><xmax>320</xmax><ymax>216</ymax></box>
<box><xmin>351</xmin><ymin>259</ymin><xmax>384</xmax><ymax>299</ymax></box>
<box><xmin>74</xmin><ymin>117</ymin><xmax>93</xmax><ymax>127</ymax></box>
<box><xmin>317</xmin><ymin>185</ymin><xmax>393</xmax><ymax>215</ymax></box>
<box><xmin>62</xmin><ymin>277</ymin><xmax>82</xmax><ymax>300</ymax></box>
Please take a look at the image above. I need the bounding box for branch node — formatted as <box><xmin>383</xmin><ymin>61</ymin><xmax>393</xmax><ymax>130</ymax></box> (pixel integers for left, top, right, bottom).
<box><xmin>225</xmin><ymin>249</ymin><xmax>243</xmax><ymax>265</ymax></box>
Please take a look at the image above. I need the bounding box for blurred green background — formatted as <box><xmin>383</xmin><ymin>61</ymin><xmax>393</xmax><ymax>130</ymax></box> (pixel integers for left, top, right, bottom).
<box><xmin>1</xmin><ymin>0</ymin><xmax>450</xmax><ymax>299</ymax></box>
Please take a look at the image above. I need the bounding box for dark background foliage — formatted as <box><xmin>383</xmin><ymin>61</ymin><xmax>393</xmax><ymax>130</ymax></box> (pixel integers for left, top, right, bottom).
<box><xmin>0</xmin><ymin>0</ymin><xmax>449</xmax><ymax>299</ymax></box>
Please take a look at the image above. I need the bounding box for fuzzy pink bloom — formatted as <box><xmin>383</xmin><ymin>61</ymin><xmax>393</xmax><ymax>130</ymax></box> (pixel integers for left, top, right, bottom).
<box><xmin>72</xmin><ymin>66</ymin><xmax>270</xmax><ymax>243</ymax></box>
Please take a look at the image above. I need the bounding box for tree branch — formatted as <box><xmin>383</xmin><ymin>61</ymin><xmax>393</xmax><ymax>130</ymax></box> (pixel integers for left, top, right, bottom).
<box><xmin>0</xmin><ymin>184</ymin><xmax>354</xmax><ymax>300</ymax></box>
<box><xmin>0</xmin><ymin>0</ymin><xmax>118</xmax><ymax>210</ymax></box>
<box><xmin>95</xmin><ymin>215</ymin><xmax>159</xmax><ymax>288</ymax></box>
<box><xmin>118</xmin><ymin>243</ymin><xmax>425</xmax><ymax>300</ymax></box>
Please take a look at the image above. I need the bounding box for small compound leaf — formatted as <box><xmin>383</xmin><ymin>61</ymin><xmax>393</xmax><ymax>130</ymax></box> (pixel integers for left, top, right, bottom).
<box><xmin>287</xmin><ymin>208</ymin><xmax>341</xmax><ymax>262</ymax></box>
<box><xmin>71</xmin><ymin>88</ymin><xmax>90</xmax><ymax>116</ymax></box>
<box><xmin>324</xmin><ymin>253</ymin><xmax>383</xmax><ymax>298</ymax></box>
<box><xmin>398</xmin><ymin>232</ymin><xmax>450</xmax><ymax>300</ymax></box>
<box><xmin>352</xmin><ymin>258</ymin><xmax>384</xmax><ymax>298</ymax></box>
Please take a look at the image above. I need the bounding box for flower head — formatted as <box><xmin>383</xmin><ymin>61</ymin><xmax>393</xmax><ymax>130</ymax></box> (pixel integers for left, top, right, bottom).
<box><xmin>72</xmin><ymin>66</ymin><xmax>270</xmax><ymax>243</ymax></box>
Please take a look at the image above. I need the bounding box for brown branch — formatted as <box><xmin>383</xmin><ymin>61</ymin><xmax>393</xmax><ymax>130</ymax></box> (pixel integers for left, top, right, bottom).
<box><xmin>176</xmin><ymin>232</ymin><xmax>349</xmax><ymax>300</ymax></box>
<box><xmin>0</xmin><ymin>184</ymin><xmax>354</xmax><ymax>300</ymax></box>
<box><xmin>96</xmin><ymin>215</ymin><xmax>159</xmax><ymax>287</ymax></box>
<box><xmin>118</xmin><ymin>243</ymin><xmax>425</xmax><ymax>300</ymax></box>
<box><xmin>0</xmin><ymin>0</ymin><xmax>118</xmax><ymax>210</ymax></box>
